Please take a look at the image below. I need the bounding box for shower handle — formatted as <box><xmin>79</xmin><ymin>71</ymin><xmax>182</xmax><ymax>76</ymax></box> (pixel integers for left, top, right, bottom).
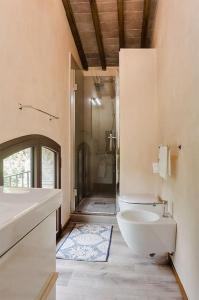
<box><xmin>108</xmin><ymin>133</ymin><xmax>116</xmax><ymax>152</ymax></box>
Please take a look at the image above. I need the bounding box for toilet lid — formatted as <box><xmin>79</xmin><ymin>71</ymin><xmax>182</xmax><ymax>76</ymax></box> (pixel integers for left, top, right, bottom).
<box><xmin>118</xmin><ymin>194</ymin><xmax>158</xmax><ymax>204</ymax></box>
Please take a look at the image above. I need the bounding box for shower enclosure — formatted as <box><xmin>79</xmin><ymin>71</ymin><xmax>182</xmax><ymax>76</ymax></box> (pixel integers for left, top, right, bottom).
<box><xmin>73</xmin><ymin>72</ymin><xmax>117</xmax><ymax>214</ymax></box>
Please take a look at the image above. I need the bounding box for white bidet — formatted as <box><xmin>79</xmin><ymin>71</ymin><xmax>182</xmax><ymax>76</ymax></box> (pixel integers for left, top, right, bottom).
<box><xmin>117</xmin><ymin>209</ymin><xmax>176</xmax><ymax>257</ymax></box>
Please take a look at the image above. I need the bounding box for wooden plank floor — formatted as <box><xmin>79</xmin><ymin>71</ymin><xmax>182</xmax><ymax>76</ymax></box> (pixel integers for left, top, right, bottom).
<box><xmin>56</xmin><ymin>223</ymin><xmax>182</xmax><ymax>300</ymax></box>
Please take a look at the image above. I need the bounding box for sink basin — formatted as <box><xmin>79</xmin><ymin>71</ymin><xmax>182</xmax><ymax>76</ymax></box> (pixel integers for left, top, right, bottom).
<box><xmin>0</xmin><ymin>187</ymin><xmax>62</xmax><ymax>257</ymax></box>
<box><xmin>120</xmin><ymin>210</ymin><xmax>160</xmax><ymax>223</ymax></box>
<box><xmin>3</xmin><ymin>187</ymin><xmax>30</xmax><ymax>194</ymax></box>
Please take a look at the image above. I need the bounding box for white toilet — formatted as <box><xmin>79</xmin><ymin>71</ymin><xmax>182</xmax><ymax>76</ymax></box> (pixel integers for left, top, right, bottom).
<box><xmin>118</xmin><ymin>193</ymin><xmax>163</xmax><ymax>214</ymax></box>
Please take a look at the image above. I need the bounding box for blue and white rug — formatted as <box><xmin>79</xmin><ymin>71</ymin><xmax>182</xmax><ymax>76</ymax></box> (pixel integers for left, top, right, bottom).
<box><xmin>56</xmin><ymin>223</ymin><xmax>113</xmax><ymax>262</ymax></box>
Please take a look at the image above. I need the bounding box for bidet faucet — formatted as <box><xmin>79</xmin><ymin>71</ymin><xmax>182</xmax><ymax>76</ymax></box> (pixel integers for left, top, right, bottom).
<box><xmin>162</xmin><ymin>200</ymin><xmax>169</xmax><ymax>217</ymax></box>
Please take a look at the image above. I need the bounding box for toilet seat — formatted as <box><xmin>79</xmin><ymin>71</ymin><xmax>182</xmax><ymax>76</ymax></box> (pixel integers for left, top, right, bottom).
<box><xmin>118</xmin><ymin>194</ymin><xmax>162</xmax><ymax>213</ymax></box>
<box><xmin>118</xmin><ymin>194</ymin><xmax>158</xmax><ymax>204</ymax></box>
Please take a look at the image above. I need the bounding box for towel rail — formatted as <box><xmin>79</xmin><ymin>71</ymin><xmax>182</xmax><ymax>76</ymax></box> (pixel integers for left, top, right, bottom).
<box><xmin>158</xmin><ymin>145</ymin><xmax>182</xmax><ymax>150</ymax></box>
<box><xmin>19</xmin><ymin>103</ymin><xmax>59</xmax><ymax>121</ymax></box>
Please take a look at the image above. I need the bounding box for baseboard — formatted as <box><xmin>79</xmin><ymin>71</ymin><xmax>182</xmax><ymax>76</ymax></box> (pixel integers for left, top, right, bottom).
<box><xmin>56</xmin><ymin>218</ymin><xmax>70</xmax><ymax>243</ymax></box>
<box><xmin>61</xmin><ymin>218</ymin><xmax>71</xmax><ymax>232</ymax></box>
<box><xmin>169</xmin><ymin>256</ymin><xmax>188</xmax><ymax>300</ymax></box>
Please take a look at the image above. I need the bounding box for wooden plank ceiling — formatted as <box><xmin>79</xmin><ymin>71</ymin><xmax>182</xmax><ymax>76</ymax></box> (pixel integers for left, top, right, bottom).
<box><xmin>63</xmin><ymin>0</ymin><xmax>157</xmax><ymax>70</ymax></box>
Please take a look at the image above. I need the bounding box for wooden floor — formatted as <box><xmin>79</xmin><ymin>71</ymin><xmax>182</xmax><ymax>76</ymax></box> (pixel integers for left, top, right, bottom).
<box><xmin>56</xmin><ymin>223</ymin><xmax>182</xmax><ymax>300</ymax></box>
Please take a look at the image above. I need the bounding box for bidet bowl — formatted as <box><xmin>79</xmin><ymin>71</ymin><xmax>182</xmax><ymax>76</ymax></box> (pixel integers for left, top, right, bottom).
<box><xmin>117</xmin><ymin>209</ymin><xmax>176</xmax><ymax>257</ymax></box>
<box><xmin>119</xmin><ymin>210</ymin><xmax>160</xmax><ymax>223</ymax></box>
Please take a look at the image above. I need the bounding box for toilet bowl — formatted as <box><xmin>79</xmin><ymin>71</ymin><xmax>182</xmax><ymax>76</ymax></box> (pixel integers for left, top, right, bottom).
<box><xmin>117</xmin><ymin>209</ymin><xmax>176</xmax><ymax>257</ymax></box>
<box><xmin>118</xmin><ymin>194</ymin><xmax>163</xmax><ymax>214</ymax></box>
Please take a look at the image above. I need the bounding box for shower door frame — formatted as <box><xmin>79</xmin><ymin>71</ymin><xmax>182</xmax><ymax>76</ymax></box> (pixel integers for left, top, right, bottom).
<box><xmin>69</xmin><ymin>55</ymin><xmax>76</xmax><ymax>213</ymax></box>
<box><xmin>69</xmin><ymin>55</ymin><xmax>119</xmax><ymax>214</ymax></box>
<box><xmin>69</xmin><ymin>54</ymin><xmax>86</xmax><ymax>213</ymax></box>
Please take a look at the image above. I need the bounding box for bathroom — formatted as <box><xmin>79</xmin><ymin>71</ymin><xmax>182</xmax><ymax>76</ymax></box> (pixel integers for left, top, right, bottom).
<box><xmin>0</xmin><ymin>1</ymin><xmax>198</xmax><ymax>300</ymax></box>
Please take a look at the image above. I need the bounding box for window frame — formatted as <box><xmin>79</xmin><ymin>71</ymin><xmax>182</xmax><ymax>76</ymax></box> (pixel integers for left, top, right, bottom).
<box><xmin>41</xmin><ymin>146</ymin><xmax>57</xmax><ymax>189</ymax></box>
<box><xmin>0</xmin><ymin>134</ymin><xmax>62</xmax><ymax>237</ymax></box>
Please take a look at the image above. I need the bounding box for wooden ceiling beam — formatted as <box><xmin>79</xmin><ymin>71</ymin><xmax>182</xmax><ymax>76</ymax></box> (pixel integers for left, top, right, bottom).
<box><xmin>89</xmin><ymin>0</ymin><xmax>106</xmax><ymax>70</ymax></box>
<box><xmin>141</xmin><ymin>0</ymin><xmax>151</xmax><ymax>48</ymax></box>
<box><xmin>117</xmin><ymin>0</ymin><xmax>125</xmax><ymax>49</ymax></box>
<box><xmin>62</xmin><ymin>0</ymin><xmax>88</xmax><ymax>70</ymax></box>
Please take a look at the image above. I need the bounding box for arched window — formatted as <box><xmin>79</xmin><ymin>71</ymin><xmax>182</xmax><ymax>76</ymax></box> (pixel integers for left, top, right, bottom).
<box><xmin>0</xmin><ymin>135</ymin><xmax>61</xmax><ymax>236</ymax></box>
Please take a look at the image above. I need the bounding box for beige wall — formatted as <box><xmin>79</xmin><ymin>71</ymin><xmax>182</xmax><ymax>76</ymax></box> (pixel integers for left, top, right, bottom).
<box><xmin>0</xmin><ymin>0</ymin><xmax>80</xmax><ymax>226</ymax></box>
<box><xmin>153</xmin><ymin>1</ymin><xmax>199</xmax><ymax>299</ymax></box>
<box><xmin>119</xmin><ymin>49</ymin><xmax>158</xmax><ymax>195</ymax></box>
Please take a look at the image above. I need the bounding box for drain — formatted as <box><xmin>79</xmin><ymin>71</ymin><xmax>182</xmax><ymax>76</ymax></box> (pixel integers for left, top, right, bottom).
<box><xmin>94</xmin><ymin>202</ymin><xmax>107</xmax><ymax>205</ymax></box>
<box><xmin>149</xmin><ymin>253</ymin><xmax>156</xmax><ymax>257</ymax></box>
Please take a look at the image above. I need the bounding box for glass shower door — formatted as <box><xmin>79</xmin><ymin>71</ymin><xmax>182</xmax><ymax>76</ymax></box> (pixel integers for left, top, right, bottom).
<box><xmin>74</xmin><ymin>75</ymin><xmax>117</xmax><ymax>214</ymax></box>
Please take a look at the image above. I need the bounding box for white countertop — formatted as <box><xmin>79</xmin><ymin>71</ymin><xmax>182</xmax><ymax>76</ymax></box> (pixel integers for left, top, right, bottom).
<box><xmin>0</xmin><ymin>187</ymin><xmax>62</xmax><ymax>256</ymax></box>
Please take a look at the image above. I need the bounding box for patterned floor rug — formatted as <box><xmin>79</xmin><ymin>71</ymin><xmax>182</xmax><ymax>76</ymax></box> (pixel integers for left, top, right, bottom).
<box><xmin>56</xmin><ymin>223</ymin><xmax>113</xmax><ymax>262</ymax></box>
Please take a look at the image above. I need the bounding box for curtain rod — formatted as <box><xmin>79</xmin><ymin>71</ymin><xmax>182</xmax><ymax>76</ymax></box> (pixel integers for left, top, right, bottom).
<box><xmin>19</xmin><ymin>103</ymin><xmax>59</xmax><ymax>121</ymax></box>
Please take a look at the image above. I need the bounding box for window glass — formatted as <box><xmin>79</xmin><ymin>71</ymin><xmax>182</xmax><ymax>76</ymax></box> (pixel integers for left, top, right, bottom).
<box><xmin>41</xmin><ymin>147</ymin><xmax>56</xmax><ymax>188</ymax></box>
<box><xmin>3</xmin><ymin>148</ymin><xmax>32</xmax><ymax>187</ymax></box>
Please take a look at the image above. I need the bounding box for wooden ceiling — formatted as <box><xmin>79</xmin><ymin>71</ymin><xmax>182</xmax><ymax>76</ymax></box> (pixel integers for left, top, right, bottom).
<box><xmin>62</xmin><ymin>0</ymin><xmax>157</xmax><ymax>70</ymax></box>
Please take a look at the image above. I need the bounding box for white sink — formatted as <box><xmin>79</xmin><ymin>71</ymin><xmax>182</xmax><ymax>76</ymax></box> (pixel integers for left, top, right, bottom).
<box><xmin>117</xmin><ymin>209</ymin><xmax>176</xmax><ymax>257</ymax></box>
<box><xmin>3</xmin><ymin>187</ymin><xmax>30</xmax><ymax>194</ymax></box>
<box><xmin>0</xmin><ymin>187</ymin><xmax>62</xmax><ymax>256</ymax></box>
<box><xmin>120</xmin><ymin>210</ymin><xmax>160</xmax><ymax>223</ymax></box>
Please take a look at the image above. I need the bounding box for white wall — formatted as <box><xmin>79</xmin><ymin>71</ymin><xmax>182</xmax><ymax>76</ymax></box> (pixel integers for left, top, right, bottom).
<box><xmin>119</xmin><ymin>49</ymin><xmax>158</xmax><ymax>195</ymax></box>
<box><xmin>152</xmin><ymin>1</ymin><xmax>199</xmax><ymax>299</ymax></box>
<box><xmin>0</xmin><ymin>0</ymin><xmax>80</xmax><ymax>226</ymax></box>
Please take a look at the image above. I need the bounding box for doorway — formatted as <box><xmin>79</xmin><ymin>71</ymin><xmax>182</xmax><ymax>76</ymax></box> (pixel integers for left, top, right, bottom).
<box><xmin>72</xmin><ymin>73</ymin><xmax>117</xmax><ymax>215</ymax></box>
